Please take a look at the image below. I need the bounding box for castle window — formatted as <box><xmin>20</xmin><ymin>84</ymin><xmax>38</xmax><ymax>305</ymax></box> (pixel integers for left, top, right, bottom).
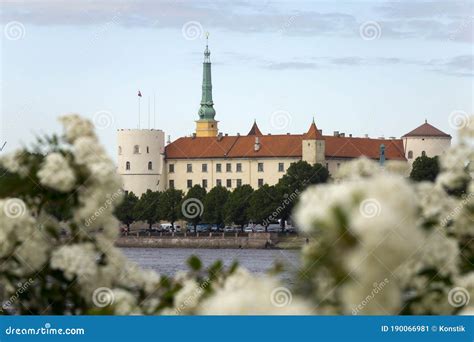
<box><xmin>202</xmin><ymin>163</ymin><xmax>208</xmax><ymax>172</ymax></box>
<box><xmin>337</xmin><ymin>163</ymin><xmax>340</xmax><ymax>169</ymax></box>
<box><xmin>118</xmin><ymin>146</ymin><xmax>122</xmax><ymax>155</ymax></box>
<box><xmin>133</xmin><ymin>145</ymin><xmax>140</xmax><ymax>154</ymax></box>
<box><xmin>216</xmin><ymin>179</ymin><xmax>222</xmax><ymax>187</ymax></box>
<box><xmin>226</xmin><ymin>179</ymin><xmax>232</xmax><ymax>188</ymax></box>
<box><xmin>236</xmin><ymin>179</ymin><xmax>242</xmax><ymax>187</ymax></box>
<box><xmin>258</xmin><ymin>163</ymin><xmax>264</xmax><ymax>172</ymax></box>
<box><xmin>146</xmin><ymin>146</ymin><xmax>150</xmax><ymax>153</ymax></box>
<box><xmin>148</xmin><ymin>161</ymin><xmax>153</xmax><ymax>170</ymax></box>
<box><xmin>422</xmin><ymin>151</ymin><xmax>426</xmax><ymax>157</ymax></box>
<box><xmin>187</xmin><ymin>180</ymin><xmax>192</xmax><ymax>188</ymax></box>
<box><xmin>169</xmin><ymin>164</ymin><xmax>175</xmax><ymax>173</ymax></box>
<box><xmin>278</xmin><ymin>163</ymin><xmax>284</xmax><ymax>172</ymax></box>
<box><xmin>187</xmin><ymin>164</ymin><xmax>193</xmax><ymax>173</ymax></box>
<box><xmin>126</xmin><ymin>161</ymin><xmax>130</xmax><ymax>170</ymax></box>
<box><xmin>169</xmin><ymin>180</ymin><xmax>174</xmax><ymax>189</ymax></box>
<box><xmin>326</xmin><ymin>163</ymin><xmax>329</xmax><ymax>169</ymax></box>
<box><xmin>258</xmin><ymin>179</ymin><xmax>264</xmax><ymax>188</ymax></box>
<box><xmin>216</xmin><ymin>163</ymin><xmax>222</xmax><ymax>172</ymax></box>
<box><xmin>226</xmin><ymin>163</ymin><xmax>232</xmax><ymax>172</ymax></box>
<box><xmin>236</xmin><ymin>163</ymin><xmax>242</xmax><ymax>172</ymax></box>
<box><xmin>408</xmin><ymin>151</ymin><xmax>413</xmax><ymax>159</ymax></box>
<box><xmin>202</xmin><ymin>179</ymin><xmax>208</xmax><ymax>188</ymax></box>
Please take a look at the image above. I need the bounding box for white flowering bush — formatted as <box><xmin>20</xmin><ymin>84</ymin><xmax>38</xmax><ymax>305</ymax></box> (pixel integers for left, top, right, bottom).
<box><xmin>294</xmin><ymin>116</ymin><xmax>473</xmax><ymax>314</ymax></box>
<box><xmin>0</xmin><ymin>114</ymin><xmax>303</xmax><ymax>315</ymax></box>
<box><xmin>0</xmin><ymin>113</ymin><xmax>472</xmax><ymax>315</ymax></box>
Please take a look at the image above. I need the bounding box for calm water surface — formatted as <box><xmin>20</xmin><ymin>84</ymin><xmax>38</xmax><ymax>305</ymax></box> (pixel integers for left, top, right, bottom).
<box><xmin>122</xmin><ymin>247</ymin><xmax>300</xmax><ymax>281</ymax></box>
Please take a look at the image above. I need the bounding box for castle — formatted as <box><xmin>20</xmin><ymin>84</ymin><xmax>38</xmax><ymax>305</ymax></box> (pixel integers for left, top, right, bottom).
<box><xmin>117</xmin><ymin>39</ymin><xmax>451</xmax><ymax>197</ymax></box>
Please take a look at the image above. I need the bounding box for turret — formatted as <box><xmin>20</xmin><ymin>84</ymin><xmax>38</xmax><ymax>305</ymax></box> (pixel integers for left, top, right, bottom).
<box><xmin>302</xmin><ymin>118</ymin><xmax>325</xmax><ymax>165</ymax></box>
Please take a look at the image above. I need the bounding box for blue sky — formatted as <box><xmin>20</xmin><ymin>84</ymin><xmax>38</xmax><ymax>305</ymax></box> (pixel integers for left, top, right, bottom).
<box><xmin>1</xmin><ymin>0</ymin><xmax>472</xmax><ymax>159</ymax></box>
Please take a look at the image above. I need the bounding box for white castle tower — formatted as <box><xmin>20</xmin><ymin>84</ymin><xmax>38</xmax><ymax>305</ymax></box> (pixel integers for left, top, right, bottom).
<box><xmin>402</xmin><ymin>120</ymin><xmax>451</xmax><ymax>166</ymax></box>
<box><xmin>117</xmin><ymin>129</ymin><xmax>166</xmax><ymax>196</ymax></box>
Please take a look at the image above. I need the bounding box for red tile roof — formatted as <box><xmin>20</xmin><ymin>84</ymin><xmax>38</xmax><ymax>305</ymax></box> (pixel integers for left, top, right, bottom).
<box><xmin>247</xmin><ymin>121</ymin><xmax>263</xmax><ymax>136</ymax></box>
<box><xmin>304</xmin><ymin>121</ymin><xmax>324</xmax><ymax>139</ymax></box>
<box><xmin>165</xmin><ymin>134</ymin><xmax>406</xmax><ymax>160</ymax></box>
<box><xmin>324</xmin><ymin>136</ymin><xmax>406</xmax><ymax>160</ymax></box>
<box><xmin>402</xmin><ymin>121</ymin><xmax>451</xmax><ymax>138</ymax></box>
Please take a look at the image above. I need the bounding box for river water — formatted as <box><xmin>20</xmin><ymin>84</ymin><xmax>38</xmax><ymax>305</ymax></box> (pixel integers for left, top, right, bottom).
<box><xmin>121</xmin><ymin>247</ymin><xmax>301</xmax><ymax>281</ymax></box>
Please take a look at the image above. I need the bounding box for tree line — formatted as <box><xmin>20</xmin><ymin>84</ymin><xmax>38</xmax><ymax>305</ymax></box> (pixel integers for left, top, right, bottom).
<box><xmin>115</xmin><ymin>161</ymin><xmax>330</xmax><ymax>232</ymax></box>
<box><xmin>116</xmin><ymin>155</ymin><xmax>440</xmax><ymax>232</ymax></box>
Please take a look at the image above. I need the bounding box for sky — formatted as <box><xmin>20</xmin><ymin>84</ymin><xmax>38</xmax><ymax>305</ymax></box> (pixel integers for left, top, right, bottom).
<box><xmin>0</xmin><ymin>0</ymin><xmax>473</xmax><ymax>160</ymax></box>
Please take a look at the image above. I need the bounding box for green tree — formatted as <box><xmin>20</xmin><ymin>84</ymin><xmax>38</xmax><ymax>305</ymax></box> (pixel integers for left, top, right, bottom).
<box><xmin>223</xmin><ymin>184</ymin><xmax>254</xmax><ymax>230</ymax></box>
<box><xmin>134</xmin><ymin>190</ymin><xmax>161</xmax><ymax>230</ymax></box>
<box><xmin>181</xmin><ymin>185</ymin><xmax>207</xmax><ymax>232</ymax></box>
<box><xmin>276</xmin><ymin>161</ymin><xmax>330</xmax><ymax>227</ymax></box>
<box><xmin>248</xmin><ymin>184</ymin><xmax>280</xmax><ymax>231</ymax></box>
<box><xmin>410</xmin><ymin>155</ymin><xmax>439</xmax><ymax>182</ymax></box>
<box><xmin>115</xmin><ymin>191</ymin><xmax>139</xmax><ymax>231</ymax></box>
<box><xmin>158</xmin><ymin>188</ymin><xmax>184</xmax><ymax>229</ymax></box>
<box><xmin>202</xmin><ymin>186</ymin><xmax>230</xmax><ymax>227</ymax></box>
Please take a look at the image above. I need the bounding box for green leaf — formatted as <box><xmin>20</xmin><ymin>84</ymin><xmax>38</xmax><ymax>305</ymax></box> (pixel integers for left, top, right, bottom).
<box><xmin>187</xmin><ymin>255</ymin><xmax>202</xmax><ymax>271</ymax></box>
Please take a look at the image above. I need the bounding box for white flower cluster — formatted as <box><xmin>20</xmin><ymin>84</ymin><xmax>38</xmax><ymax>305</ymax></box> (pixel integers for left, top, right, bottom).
<box><xmin>37</xmin><ymin>152</ymin><xmax>76</xmax><ymax>192</ymax></box>
<box><xmin>296</xmin><ymin>171</ymin><xmax>423</xmax><ymax>314</ymax></box>
<box><xmin>0</xmin><ymin>199</ymin><xmax>49</xmax><ymax>278</ymax></box>
<box><xmin>295</xmin><ymin>117</ymin><xmax>474</xmax><ymax>315</ymax></box>
<box><xmin>198</xmin><ymin>268</ymin><xmax>312</xmax><ymax>315</ymax></box>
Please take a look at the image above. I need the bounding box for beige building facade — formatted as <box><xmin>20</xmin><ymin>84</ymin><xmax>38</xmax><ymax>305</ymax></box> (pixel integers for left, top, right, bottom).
<box><xmin>116</xmin><ymin>43</ymin><xmax>452</xmax><ymax>197</ymax></box>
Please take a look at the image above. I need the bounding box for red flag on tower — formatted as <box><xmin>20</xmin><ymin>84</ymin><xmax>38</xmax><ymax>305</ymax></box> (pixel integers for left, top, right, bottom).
<box><xmin>138</xmin><ymin>90</ymin><xmax>142</xmax><ymax>97</ymax></box>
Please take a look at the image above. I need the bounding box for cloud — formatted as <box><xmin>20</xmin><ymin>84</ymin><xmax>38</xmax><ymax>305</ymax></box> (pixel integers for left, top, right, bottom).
<box><xmin>253</xmin><ymin>54</ymin><xmax>473</xmax><ymax>77</ymax></box>
<box><xmin>1</xmin><ymin>0</ymin><xmax>471</xmax><ymax>43</ymax></box>
<box><xmin>263</xmin><ymin>61</ymin><xmax>318</xmax><ymax>70</ymax></box>
<box><xmin>425</xmin><ymin>55</ymin><xmax>474</xmax><ymax>77</ymax></box>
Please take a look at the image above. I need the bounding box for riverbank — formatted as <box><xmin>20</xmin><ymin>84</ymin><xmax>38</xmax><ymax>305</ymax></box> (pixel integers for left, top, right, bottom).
<box><xmin>116</xmin><ymin>233</ymin><xmax>306</xmax><ymax>249</ymax></box>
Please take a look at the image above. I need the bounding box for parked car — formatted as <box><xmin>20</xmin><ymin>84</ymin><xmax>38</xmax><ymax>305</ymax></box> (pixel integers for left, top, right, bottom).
<box><xmin>224</xmin><ymin>226</ymin><xmax>235</xmax><ymax>233</ymax></box>
<box><xmin>267</xmin><ymin>224</ymin><xmax>281</xmax><ymax>232</ymax></box>
<box><xmin>196</xmin><ymin>224</ymin><xmax>210</xmax><ymax>233</ymax></box>
<box><xmin>243</xmin><ymin>226</ymin><xmax>254</xmax><ymax>233</ymax></box>
<box><xmin>254</xmin><ymin>224</ymin><xmax>265</xmax><ymax>233</ymax></box>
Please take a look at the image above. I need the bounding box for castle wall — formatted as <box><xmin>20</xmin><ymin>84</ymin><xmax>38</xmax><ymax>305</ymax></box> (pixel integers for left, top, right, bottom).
<box><xmin>166</xmin><ymin>157</ymin><xmax>300</xmax><ymax>191</ymax></box>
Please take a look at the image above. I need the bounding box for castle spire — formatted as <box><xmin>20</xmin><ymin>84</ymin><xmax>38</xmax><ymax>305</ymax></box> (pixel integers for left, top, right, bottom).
<box><xmin>195</xmin><ymin>33</ymin><xmax>219</xmax><ymax>137</ymax></box>
<box><xmin>198</xmin><ymin>32</ymin><xmax>216</xmax><ymax>120</ymax></box>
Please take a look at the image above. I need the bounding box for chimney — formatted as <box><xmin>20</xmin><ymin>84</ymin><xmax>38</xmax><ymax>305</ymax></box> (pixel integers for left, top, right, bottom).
<box><xmin>254</xmin><ymin>137</ymin><xmax>261</xmax><ymax>152</ymax></box>
<box><xmin>237</xmin><ymin>133</ymin><xmax>240</xmax><ymax>136</ymax></box>
<box><xmin>333</xmin><ymin>131</ymin><xmax>339</xmax><ymax>137</ymax></box>
<box><xmin>389</xmin><ymin>136</ymin><xmax>396</xmax><ymax>140</ymax></box>
<box><xmin>364</xmin><ymin>134</ymin><xmax>369</xmax><ymax>138</ymax></box>
<box><xmin>217</xmin><ymin>132</ymin><xmax>223</xmax><ymax>141</ymax></box>
<box><xmin>225</xmin><ymin>133</ymin><xmax>228</xmax><ymax>136</ymax></box>
<box><xmin>167</xmin><ymin>135</ymin><xmax>171</xmax><ymax>144</ymax></box>
<box><xmin>192</xmin><ymin>133</ymin><xmax>196</xmax><ymax>139</ymax></box>
<box><xmin>378</xmin><ymin>136</ymin><xmax>385</xmax><ymax>140</ymax></box>
<box><xmin>318</xmin><ymin>129</ymin><xmax>323</xmax><ymax>135</ymax></box>
<box><xmin>349</xmin><ymin>134</ymin><xmax>352</xmax><ymax>138</ymax></box>
<box><xmin>340</xmin><ymin>133</ymin><xmax>345</xmax><ymax>137</ymax></box>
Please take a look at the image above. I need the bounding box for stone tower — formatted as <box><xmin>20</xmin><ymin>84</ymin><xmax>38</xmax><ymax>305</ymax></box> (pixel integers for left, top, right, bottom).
<box><xmin>195</xmin><ymin>33</ymin><xmax>219</xmax><ymax>137</ymax></box>
<box><xmin>117</xmin><ymin>129</ymin><xmax>166</xmax><ymax>197</ymax></box>
<box><xmin>302</xmin><ymin>118</ymin><xmax>325</xmax><ymax>165</ymax></box>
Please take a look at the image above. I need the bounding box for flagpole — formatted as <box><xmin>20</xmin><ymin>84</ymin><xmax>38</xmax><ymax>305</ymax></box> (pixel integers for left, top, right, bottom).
<box><xmin>153</xmin><ymin>92</ymin><xmax>156</xmax><ymax>129</ymax></box>
<box><xmin>138</xmin><ymin>96</ymin><xmax>141</xmax><ymax>129</ymax></box>
<box><xmin>148</xmin><ymin>96</ymin><xmax>151</xmax><ymax>129</ymax></box>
